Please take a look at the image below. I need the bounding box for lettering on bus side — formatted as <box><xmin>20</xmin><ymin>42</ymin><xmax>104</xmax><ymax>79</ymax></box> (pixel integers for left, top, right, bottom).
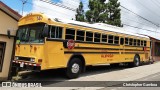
<box><xmin>125</xmin><ymin>58</ymin><xmax>133</xmax><ymax>60</ymax></box>
<box><xmin>101</xmin><ymin>54</ymin><xmax>114</xmax><ymax>58</ymax></box>
<box><xmin>25</xmin><ymin>17</ymin><xmax>34</xmax><ymax>22</ymax></box>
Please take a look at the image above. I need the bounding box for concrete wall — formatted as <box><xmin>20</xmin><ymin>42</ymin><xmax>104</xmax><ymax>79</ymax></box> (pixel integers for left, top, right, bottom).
<box><xmin>0</xmin><ymin>10</ymin><xmax>18</xmax><ymax>80</ymax></box>
<box><xmin>0</xmin><ymin>10</ymin><xmax>18</xmax><ymax>35</ymax></box>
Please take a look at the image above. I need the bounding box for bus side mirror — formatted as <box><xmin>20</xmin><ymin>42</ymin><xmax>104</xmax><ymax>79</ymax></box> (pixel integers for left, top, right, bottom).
<box><xmin>7</xmin><ymin>30</ymin><xmax>11</xmax><ymax>39</ymax></box>
<box><xmin>42</xmin><ymin>24</ymin><xmax>49</xmax><ymax>37</ymax></box>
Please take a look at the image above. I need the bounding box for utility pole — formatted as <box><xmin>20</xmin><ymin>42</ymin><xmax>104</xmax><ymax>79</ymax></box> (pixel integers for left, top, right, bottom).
<box><xmin>21</xmin><ymin>0</ymin><xmax>28</xmax><ymax>16</ymax></box>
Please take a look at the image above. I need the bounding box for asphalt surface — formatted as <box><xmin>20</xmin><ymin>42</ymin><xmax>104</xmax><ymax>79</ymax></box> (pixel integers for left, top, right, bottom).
<box><xmin>100</xmin><ymin>72</ymin><xmax>160</xmax><ymax>90</ymax></box>
<box><xmin>2</xmin><ymin>62</ymin><xmax>160</xmax><ymax>90</ymax></box>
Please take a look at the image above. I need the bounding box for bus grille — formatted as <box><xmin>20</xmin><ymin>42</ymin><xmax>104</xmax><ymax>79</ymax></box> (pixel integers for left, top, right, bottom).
<box><xmin>18</xmin><ymin>57</ymin><xmax>31</xmax><ymax>61</ymax></box>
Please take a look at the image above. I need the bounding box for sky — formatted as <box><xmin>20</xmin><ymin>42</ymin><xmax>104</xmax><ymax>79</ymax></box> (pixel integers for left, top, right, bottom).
<box><xmin>1</xmin><ymin>0</ymin><xmax>160</xmax><ymax>39</ymax></box>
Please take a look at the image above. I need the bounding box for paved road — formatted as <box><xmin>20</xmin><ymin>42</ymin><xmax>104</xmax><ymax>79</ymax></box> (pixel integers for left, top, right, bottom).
<box><xmin>100</xmin><ymin>72</ymin><xmax>160</xmax><ymax>90</ymax></box>
<box><xmin>7</xmin><ymin>62</ymin><xmax>160</xmax><ymax>90</ymax></box>
<box><xmin>17</xmin><ymin>64</ymin><xmax>128</xmax><ymax>82</ymax></box>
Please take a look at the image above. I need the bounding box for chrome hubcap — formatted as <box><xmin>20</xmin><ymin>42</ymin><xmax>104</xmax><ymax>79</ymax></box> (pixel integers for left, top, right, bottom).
<box><xmin>135</xmin><ymin>58</ymin><xmax>139</xmax><ymax>66</ymax></box>
<box><xmin>71</xmin><ymin>63</ymin><xmax>79</xmax><ymax>73</ymax></box>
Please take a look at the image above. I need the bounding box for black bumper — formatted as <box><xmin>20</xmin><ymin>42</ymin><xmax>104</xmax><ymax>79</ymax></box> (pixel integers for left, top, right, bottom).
<box><xmin>12</xmin><ymin>62</ymin><xmax>41</xmax><ymax>72</ymax></box>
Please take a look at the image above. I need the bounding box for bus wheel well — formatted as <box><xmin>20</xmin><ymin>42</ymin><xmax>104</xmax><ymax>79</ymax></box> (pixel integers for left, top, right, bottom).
<box><xmin>68</xmin><ymin>55</ymin><xmax>86</xmax><ymax>73</ymax></box>
<box><xmin>135</xmin><ymin>54</ymin><xmax>140</xmax><ymax>60</ymax></box>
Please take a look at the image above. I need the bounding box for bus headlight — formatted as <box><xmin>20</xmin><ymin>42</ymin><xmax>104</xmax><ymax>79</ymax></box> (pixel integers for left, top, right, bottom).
<box><xmin>15</xmin><ymin>57</ymin><xmax>19</xmax><ymax>60</ymax></box>
<box><xmin>30</xmin><ymin>58</ymin><xmax>35</xmax><ymax>62</ymax></box>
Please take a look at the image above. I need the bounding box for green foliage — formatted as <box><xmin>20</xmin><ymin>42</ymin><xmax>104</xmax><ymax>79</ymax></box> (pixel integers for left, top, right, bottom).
<box><xmin>107</xmin><ymin>0</ymin><xmax>122</xmax><ymax>27</ymax></box>
<box><xmin>75</xmin><ymin>2</ymin><xmax>85</xmax><ymax>22</ymax></box>
<box><xmin>75</xmin><ymin>0</ymin><xmax>122</xmax><ymax>27</ymax></box>
<box><xmin>85</xmin><ymin>0</ymin><xmax>108</xmax><ymax>23</ymax></box>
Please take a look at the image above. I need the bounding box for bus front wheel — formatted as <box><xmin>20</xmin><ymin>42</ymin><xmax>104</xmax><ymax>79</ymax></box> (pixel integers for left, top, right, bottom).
<box><xmin>66</xmin><ymin>58</ymin><xmax>82</xmax><ymax>79</ymax></box>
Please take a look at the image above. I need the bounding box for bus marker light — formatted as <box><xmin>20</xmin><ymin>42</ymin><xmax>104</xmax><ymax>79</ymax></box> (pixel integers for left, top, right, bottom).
<box><xmin>38</xmin><ymin>59</ymin><xmax>42</xmax><ymax>63</ymax></box>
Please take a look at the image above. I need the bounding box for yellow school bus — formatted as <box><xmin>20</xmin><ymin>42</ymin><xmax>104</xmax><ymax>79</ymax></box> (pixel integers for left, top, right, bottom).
<box><xmin>12</xmin><ymin>13</ymin><xmax>151</xmax><ymax>78</ymax></box>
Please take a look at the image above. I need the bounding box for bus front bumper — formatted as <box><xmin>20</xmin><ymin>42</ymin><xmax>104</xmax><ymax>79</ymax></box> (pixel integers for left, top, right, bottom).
<box><xmin>12</xmin><ymin>60</ymin><xmax>41</xmax><ymax>72</ymax></box>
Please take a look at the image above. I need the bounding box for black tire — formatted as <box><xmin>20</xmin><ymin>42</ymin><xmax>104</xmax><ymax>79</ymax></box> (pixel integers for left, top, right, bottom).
<box><xmin>66</xmin><ymin>58</ymin><xmax>82</xmax><ymax>79</ymax></box>
<box><xmin>133</xmin><ymin>55</ymin><xmax>140</xmax><ymax>67</ymax></box>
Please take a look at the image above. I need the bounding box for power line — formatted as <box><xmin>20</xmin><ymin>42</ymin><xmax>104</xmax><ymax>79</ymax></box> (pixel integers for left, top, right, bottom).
<box><xmin>39</xmin><ymin>0</ymin><xmax>76</xmax><ymax>11</ymax></box>
<box><xmin>21</xmin><ymin>0</ymin><xmax>160</xmax><ymax>34</ymax></box>
<box><xmin>120</xmin><ymin>5</ymin><xmax>159</xmax><ymax>27</ymax></box>
<box><xmin>150</xmin><ymin>0</ymin><xmax>160</xmax><ymax>9</ymax></box>
<box><xmin>122</xmin><ymin>23</ymin><xmax>160</xmax><ymax>34</ymax></box>
<box><xmin>135</xmin><ymin>0</ymin><xmax>160</xmax><ymax>22</ymax></box>
<box><xmin>122</xmin><ymin>17</ymin><xmax>157</xmax><ymax>29</ymax></box>
<box><xmin>121</xmin><ymin>9</ymin><xmax>156</xmax><ymax>25</ymax></box>
<box><xmin>24</xmin><ymin>0</ymin><xmax>75</xmax><ymax>17</ymax></box>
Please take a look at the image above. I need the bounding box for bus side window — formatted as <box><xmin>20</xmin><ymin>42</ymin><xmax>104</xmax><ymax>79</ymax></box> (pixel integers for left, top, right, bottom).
<box><xmin>108</xmin><ymin>35</ymin><xmax>114</xmax><ymax>44</ymax></box>
<box><xmin>65</xmin><ymin>28</ymin><xmax>75</xmax><ymax>40</ymax></box>
<box><xmin>144</xmin><ymin>41</ymin><xmax>147</xmax><ymax>46</ymax></box>
<box><xmin>134</xmin><ymin>39</ymin><xmax>137</xmax><ymax>46</ymax></box>
<box><xmin>141</xmin><ymin>40</ymin><xmax>144</xmax><ymax>46</ymax></box>
<box><xmin>114</xmin><ymin>36</ymin><xmax>119</xmax><ymax>44</ymax></box>
<box><xmin>102</xmin><ymin>34</ymin><xmax>107</xmax><ymax>43</ymax></box>
<box><xmin>76</xmin><ymin>30</ymin><xmax>85</xmax><ymax>41</ymax></box>
<box><xmin>86</xmin><ymin>31</ymin><xmax>93</xmax><ymax>42</ymax></box>
<box><xmin>50</xmin><ymin>26</ymin><xmax>63</xmax><ymax>39</ymax></box>
<box><xmin>137</xmin><ymin>40</ymin><xmax>140</xmax><ymax>46</ymax></box>
<box><xmin>94</xmin><ymin>33</ymin><xmax>101</xmax><ymax>42</ymax></box>
<box><xmin>120</xmin><ymin>38</ymin><xmax>124</xmax><ymax>45</ymax></box>
<box><xmin>129</xmin><ymin>38</ymin><xmax>133</xmax><ymax>46</ymax></box>
<box><xmin>125</xmin><ymin>38</ymin><xmax>129</xmax><ymax>45</ymax></box>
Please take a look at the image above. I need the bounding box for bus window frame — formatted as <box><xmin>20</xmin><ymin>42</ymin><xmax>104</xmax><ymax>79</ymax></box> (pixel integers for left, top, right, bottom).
<box><xmin>86</xmin><ymin>31</ymin><xmax>93</xmax><ymax>42</ymax></box>
<box><xmin>108</xmin><ymin>35</ymin><xmax>114</xmax><ymax>44</ymax></box>
<box><xmin>49</xmin><ymin>25</ymin><xmax>63</xmax><ymax>39</ymax></box>
<box><xmin>125</xmin><ymin>37</ymin><xmax>129</xmax><ymax>45</ymax></box>
<box><xmin>141</xmin><ymin>40</ymin><xmax>144</xmax><ymax>46</ymax></box>
<box><xmin>134</xmin><ymin>39</ymin><xmax>137</xmax><ymax>46</ymax></box>
<box><xmin>101</xmin><ymin>34</ymin><xmax>108</xmax><ymax>43</ymax></box>
<box><xmin>129</xmin><ymin>38</ymin><xmax>133</xmax><ymax>46</ymax></box>
<box><xmin>114</xmin><ymin>36</ymin><xmax>119</xmax><ymax>45</ymax></box>
<box><xmin>76</xmin><ymin>30</ymin><xmax>85</xmax><ymax>41</ymax></box>
<box><xmin>94</xmin><ymin>32</ymin><xmax>101</xmax><ymax>43</ymax></box>
<box><xmin>65</xmin><ymin>28</ymin><xmax>75</xmax><ymax>40</ymax></box>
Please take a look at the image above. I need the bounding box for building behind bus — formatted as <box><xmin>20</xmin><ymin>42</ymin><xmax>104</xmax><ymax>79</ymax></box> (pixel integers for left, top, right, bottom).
<box><xmin>0</xmin><ymin>1</ymin><xmax>21</xmax><ymax>80</ymax></box>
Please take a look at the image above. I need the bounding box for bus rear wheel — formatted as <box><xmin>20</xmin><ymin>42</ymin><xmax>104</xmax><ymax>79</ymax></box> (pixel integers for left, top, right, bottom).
<box><xmin>66</xmin><ymin>58</ymin><xmax>82</xmax><ymax>79</ymax></box>
<box><xmin>133</xmin><ymin>55</ymin><xmax>140</xmax><ymax>67</ymax></box>
<box><xmin>128</xmin><ymin>55</ymin><xmax>140</xmax><ymax>67</ymax></box>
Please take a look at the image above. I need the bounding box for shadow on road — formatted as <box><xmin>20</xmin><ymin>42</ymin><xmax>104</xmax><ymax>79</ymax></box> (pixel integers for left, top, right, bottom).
<box><xmin>17</xmin><ymin>63</ymin><xmax>151</xmax><ymax>86</ymax></box>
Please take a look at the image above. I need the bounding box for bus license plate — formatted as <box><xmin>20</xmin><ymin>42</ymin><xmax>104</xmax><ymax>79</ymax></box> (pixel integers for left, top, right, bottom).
<box><xmin>20</xmin><ymin>62</ymin><xmax>24</xmax><ymax>67</ymax></box>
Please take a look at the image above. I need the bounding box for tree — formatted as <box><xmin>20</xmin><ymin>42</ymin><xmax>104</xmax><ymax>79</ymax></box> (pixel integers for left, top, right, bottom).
<box><xmin>75</xmin><ymin>0</ymin><xmax>122</xmax><ymax>27</ymax></box>
<box><xmin>107</xmin><ymin>0</ymin><xmax>122</xmax><ymax>27</ymax></box>
<box><xmin>75</xmin><ymin>2</ymin><xmax>85</xmax><ymax>22</ymax></box>
<box><xmin>85</xmin><ymin>0</ymin><xmax>108</xmax><ymax>23</ymax></box>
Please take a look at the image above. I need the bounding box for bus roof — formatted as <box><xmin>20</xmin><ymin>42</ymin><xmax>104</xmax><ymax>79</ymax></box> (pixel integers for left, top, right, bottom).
<box><xmin>53</xmin><ymin>18</ymin><xmax>149</xmax><ymax>39</ymax></box>
<box><xmin>21</xmin><ymin>13</ymin><xmax>149</xmax><ymax>39</ymax></box>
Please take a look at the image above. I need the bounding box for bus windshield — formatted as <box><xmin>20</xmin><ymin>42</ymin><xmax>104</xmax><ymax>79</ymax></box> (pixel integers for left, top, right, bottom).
<box><xmin>17</xmin><ymin>23</ymin><xmax>45</xmax><ymax>44</ymax></box>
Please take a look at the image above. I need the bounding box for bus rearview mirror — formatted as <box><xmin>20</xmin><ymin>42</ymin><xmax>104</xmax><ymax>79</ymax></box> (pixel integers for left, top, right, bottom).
<box><xmin>42</xmin><ymin>25</ymin><xmax>49</xmax><ymax>37</ymax></box>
